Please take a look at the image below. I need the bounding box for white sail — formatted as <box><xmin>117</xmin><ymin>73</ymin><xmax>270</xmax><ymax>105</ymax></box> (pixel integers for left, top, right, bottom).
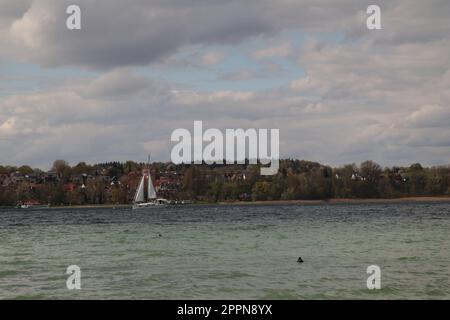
<box><xmin>134</xmin><ymin>175</ymin><xmax>145</xmax><ymax>203</ymax></box>
<box><xmin>147</xmin><ymin>173</ymin><xmax>157</xmax><ymax>199</ymax></box>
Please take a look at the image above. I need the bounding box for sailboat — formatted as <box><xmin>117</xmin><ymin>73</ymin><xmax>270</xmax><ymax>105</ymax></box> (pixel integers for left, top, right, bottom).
<box><xmin>132</xmin><ymin>156</ymin><xmax>168</xmax><ymax>209</ymax></box>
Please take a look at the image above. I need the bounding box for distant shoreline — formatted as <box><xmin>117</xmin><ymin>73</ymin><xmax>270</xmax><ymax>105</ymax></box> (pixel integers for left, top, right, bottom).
<box><xmin>46</xmin><ymin>197</ymin><xmax>450</xmax><ymax>209</ymax></box>
<box><xmin>6</xmin><ymin>196</ymin><xmax>449</xmax><ymax>209</ymax></box>
<box><xmin>218</xmin><ymin>196</ymin><xmax>450</xmax><ymax>206</ymax></box>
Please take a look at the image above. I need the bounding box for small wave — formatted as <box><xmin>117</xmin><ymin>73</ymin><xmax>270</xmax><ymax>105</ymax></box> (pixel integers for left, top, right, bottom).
<box><xmin>0</xmin><ymin>269</ymin><xmax>20</xmax><ymax>277</ymax></box>
<box><xmin>11</xmin><ymin>294</ymin><xmax>48</xmax><ymax>300</ymax></box>
<box><xmin>260</xmin><ymin>288</ymin><xmax>300</xmax><ymax>299</ymax></box>
<box><xmin>425</xmin><ymin>289</ymin><xmax>448</xmax><ymax>297</ymax></box>
<box><xmin>397</xmin><ymin>256</ymin><xmax>420</xmax><ymax>261</ymax></box>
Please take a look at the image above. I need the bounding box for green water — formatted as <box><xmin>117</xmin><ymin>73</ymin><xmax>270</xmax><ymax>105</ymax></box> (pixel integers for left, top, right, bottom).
<box><xmin>0</xmin><ymin>203</ymin><xmax>449</xmax><ymax>299</ymax></box>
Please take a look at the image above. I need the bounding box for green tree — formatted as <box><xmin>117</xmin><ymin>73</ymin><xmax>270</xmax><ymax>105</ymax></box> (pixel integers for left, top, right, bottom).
<box><xmin>18</xmin><ymin>165</ymin><xmax>34</xmax><ymax>175</ymax></box>
<box><xmin>407</xmin><ymin>163</ymin><xmax>427</xmax><ymax>195</ymax></box>
<box><xmin>252</xmin><ymin>181</ymin><xmax>271</xmax><ymax>201</ymax></box>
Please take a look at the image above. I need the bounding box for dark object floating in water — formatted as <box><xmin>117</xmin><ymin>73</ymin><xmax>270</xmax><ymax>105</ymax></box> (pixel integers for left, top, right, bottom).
<box><xmin>297</xmin><ymin>257</ymin><xmax>304</xmax><ymax>263</ymax></box>
<box><xmin>158</xmin><ymin>233</ymin><xmax>162</xmax><ymax>237</ymax></box>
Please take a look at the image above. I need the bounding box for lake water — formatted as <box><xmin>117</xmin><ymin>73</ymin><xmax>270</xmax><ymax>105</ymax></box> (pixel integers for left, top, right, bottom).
<box><xmin>0</xmin><ymin>202</ymin><xmax>449</xmax><ymax>299</ymax></box>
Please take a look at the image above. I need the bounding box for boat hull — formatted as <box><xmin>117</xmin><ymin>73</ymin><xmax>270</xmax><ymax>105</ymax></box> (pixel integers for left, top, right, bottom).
<box><xmin>20</xmin><ymin>204</ymin><xmax>50</xmax><ymax>209</ymax></box>
<box><xmin>132</xmin><ymin>200</ymin><xmax>168</xmax><ymax>210</ymax></box>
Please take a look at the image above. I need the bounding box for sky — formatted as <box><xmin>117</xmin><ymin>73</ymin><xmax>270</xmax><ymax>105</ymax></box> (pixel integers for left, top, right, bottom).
<box><xmin>0</xmin><ymin>0</ymin><xmax>450</xmax><ymax>169</ymax></box>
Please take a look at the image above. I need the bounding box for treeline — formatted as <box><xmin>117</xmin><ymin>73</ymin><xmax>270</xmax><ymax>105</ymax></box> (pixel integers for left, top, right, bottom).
<box><xmin>0</xmin><ymin>159</ymin><xmax>449</xmax><ymax>206</ymax></box>
<box><xmin>186</xmin><ymin>160</ymin><xmax>450</xmax><ymax>202</ymax></box>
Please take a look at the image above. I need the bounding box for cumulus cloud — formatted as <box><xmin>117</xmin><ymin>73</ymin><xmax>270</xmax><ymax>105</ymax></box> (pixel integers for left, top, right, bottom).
<box><xmin>405</xmin><ymin>105</ymin><xmax>450</xmax><ymax>128</ymax></box>
<box><xmin>1</xmin><ymin>0</ymin><xmax>450</xmax><ymax>168</ymax></box>
<box><xmin>302</xmin><ymin>102</ymin><xmax>327</xmax><ymax>114</ymax></box>
<box><xmin>0</xmin><ymin>0</ymin><xmax>378</xmax><ymax>69</ymax></box>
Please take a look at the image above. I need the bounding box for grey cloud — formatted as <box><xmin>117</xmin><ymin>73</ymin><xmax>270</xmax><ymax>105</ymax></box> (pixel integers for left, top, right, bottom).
<box><xmin>0</xmin><ymin>0</ymin><xmax>391</xmax><ymax>69</ymax></box>
<box><xmin>1</xmin><ymin>0</ymin><xmax>450</xmax><ymax>168</ymax></box>
<box><xmin>405</xmin><ymin>105</ymin><xmax>450</xmax><ymax>128</ymax></box>
<box><xmin>83</xmin><ymin>69</ymin><xmax>153</xmax><ymax>98</ymax></box>
<box><xmin>0</xmin><ymin>0</ymin><xmax>31</xmax><ymax>23</ymax></box>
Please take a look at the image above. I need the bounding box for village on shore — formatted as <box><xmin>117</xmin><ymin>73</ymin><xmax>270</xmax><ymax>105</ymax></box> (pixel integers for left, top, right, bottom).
<box><xmin>1</xmin><ymin>159</ymin><xmax>449</xmax><ymax>207</ymax></box>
